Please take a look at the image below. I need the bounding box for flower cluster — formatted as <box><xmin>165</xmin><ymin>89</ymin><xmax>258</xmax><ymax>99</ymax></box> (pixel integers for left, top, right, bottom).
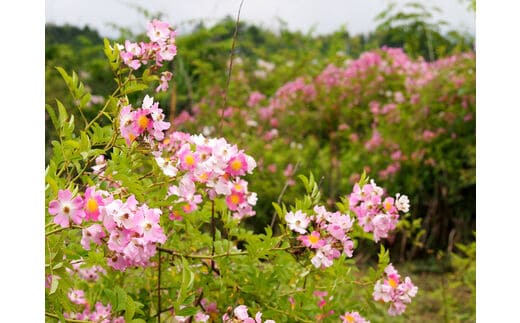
<box><xmin>340</xmin><ymin>311</ymin><xmax>370</xmax><ymax>323</ymax></box>
<box><xmin>372</xmin><ymin>264</ymin><xmax>418</xmax><ymax>316</ymax></box>
<box><xmin>154</xmin><ymin>131</ymin><xmax>258</xmax><ymax>220</ymax></box>
<box><xmin>64</xmin><ymin>297</ymin><xmax>125</xmax><ymax>323</ymax></box>
<box><xmin>48</xmin><ymin>187</ymin><xmax>166</xmax><ymax>271</ymax></box>
<box><xmin>285</xmin><ymin>205</ymin><xmax>355</xmax><ymax>269</ymax></box>
<box><xmin>348</xmin><ymin>179</ymin><xmax>409</xmax><ymax>242</ymax></box>
<box><xmin>66</xmin><ymin>259</ymin><xmax>107</xmax><ymax>282</ymax></box>
<box><xmin>223</xmin><ymin>305</ymin><xmax>275</xmax><ymax>323</ymax></box>
<box><xmin>119</xmin><ymin>95</ymin><xmax>170</xmax><ymax>146</ymax></box>
<box><xmin>119</xmin><ymin>19</ymin><xmax>177</xmax><ymax>71</ymax></box>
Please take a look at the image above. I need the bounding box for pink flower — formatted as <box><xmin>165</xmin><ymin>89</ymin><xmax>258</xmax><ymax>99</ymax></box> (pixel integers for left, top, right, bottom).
<box><xmin>81</xmin><ymin>224</ymin><xmax>106</xmax><ymax>250</ymax></box>
<box><xmin>285</xmin><ymin>210</ymin><xmax>310</xmax><ymax>234</ymax></box>
<box><xmin>234</xmin><ymin>305</ymin><xmax>250</xmax><ymax>320</ymax></box>
<box><xmin>147</xmin><ymin>19</ymin><xmax>171</xmax><ymax>42</ymax></box>
<box><xmin>156</xmin><ymin>71</ymin><xmax>173</xmax><ymax>92</ymax></box>
<box><xmin>298</xmin><ymin>231</ymin><xmax>326</xmax><ymax>249</ymax></box>
<box><xmin>68</xmin><ymin>289</ymin><xmax>87</xmax><ymax>305</ymax></box>
<box><xmin>373</xmin><ymin>264</ymin><xmax>418</xmax><ymax>316</ymax></box>
<box><xmin>83</xmin><ymin>187</ymin><xmax>108</xmax><ymax>221</ymax></box>
<box><xmin>340</xmin><ymin>311</ymin><xmax>369</xmax><ymax>323</ymax></box>
<box><xmin>49</xmin><ymin>189</ymin><xmax>85</xmax><ymax>228</ymax></box>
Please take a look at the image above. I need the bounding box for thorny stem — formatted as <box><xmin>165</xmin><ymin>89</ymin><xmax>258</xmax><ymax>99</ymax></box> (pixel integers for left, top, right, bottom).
<box><xmin>218</xmin><ymin>0</ymin><xmax>244</xmax><ymax>137</ymax></box>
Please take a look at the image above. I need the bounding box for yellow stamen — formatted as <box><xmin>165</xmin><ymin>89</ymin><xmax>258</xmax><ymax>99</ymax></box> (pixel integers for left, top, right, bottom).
<box><xmin>229</xmin><ymin>194</ymin><xmax>240</xmax><ymax>205</ymax></box>
<box><xmin>231</xmin><ymin>159</ymin><xmax>242</xmax><ymax>171</ymax></box>
<box><xmin>184</xmin><ymin>154</ymin><xmax>195</xmax><ymax>166</ymax></box>
<box><xmin>137</xmin><ymin>115</ymin><xmax>150</xmax><ymax>130</ymax></box>
<box><xmin>388</xmin><ymin>278</ymin><xmax>398</xmax><ymax>289</ymax></box>
<box><xmin>86</xmin><ymin>198</ymin><xmax>98</xmax><ymax>213</ymax></box>
<box><xmin>308</xmin><ymin>234</ymin><xmax>320</xmax><ymax>245</ymax></box>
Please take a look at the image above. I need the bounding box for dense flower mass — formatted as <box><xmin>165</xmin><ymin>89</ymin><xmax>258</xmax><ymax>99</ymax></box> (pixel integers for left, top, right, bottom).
<box><xmin>373</xmin><ymin>264</ymin><xmax>418</xmax><ymax>316</ymax></box>
<box><xmin>153</xmin><ymin>131</ymin><xmax>258</xmax><ymax>220</ymax></box>
<box><xmin>64</xmin><ymin>298</ymin><xmax>125</xmax><ymax>323</ymax></box>
<box><xmin>285</xmin><ymin>205</ymin><xmax>355</xmax><ymax>269</ymax></box>
<box><xmin>222</xmin><ymin>305</ymin><xmax>275</xmax><ymax>323</ymax></box>
<box><xmin>119</xmin><ymin>95</ymin><xmax>170</xmax><ymax>146</ymax></box>
<box><xmin>48</xmin><ymin>186</ymin><xmax>166</xmax><ymax>271</ymax></box>
<box><xmin>348</xmin><ymin>179</ymin><xmax>408</xmax><ymax>242</ymax></box>
<box><xmin>119</xmin><ymin>19</ymin><xmax>177</xmax><ymax>72</ymax></box>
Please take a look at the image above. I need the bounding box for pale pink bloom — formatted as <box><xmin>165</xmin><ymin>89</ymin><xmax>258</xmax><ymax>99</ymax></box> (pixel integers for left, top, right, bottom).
<box><xmin>156</xmin><ymin>71</ymin><xmax>173</xmax><ymax>92</ymax></box>
<box><xmin>247</xmin><ymin>91</ymin><xmax>265</xmax><ymax>107</ymax></box>
<box><xmin>49</xmin><ymin>189</ymin><xmax>85</xmax><ymax>228</ymax></box>
<box><xmin>92</xmin><ymin>155</ymin><xmax>107</xmax><ymax>174</ymax></box>
<box><xmin>119</xmin><ymin>105</ymin><xmax>138</xmax><ymax>145</ymax></box>
<box><xmin>147</xmin><ymin>19</ymin><xmax>171</xmax><ymax>42</ymax></box>
<box><xmin>194</xmin><ymin>312</ymin><xmax>210</xmax><ymax>322</ymax></box>
<box><xmin>155</xmin><ymin>157</ymin><xmax>178</xmax><ymax>177</ymax></box>
<box><xmin>68</xmin><ymin>289</ymin><xmax>87</xmax><ymax>305</ymax></box>
<box><xmin>340</xmin><ymin>311</ymin><xmax>369</xmax><ymax>323</ymax></box>
<box><xmin>285</xmin><ymin>210</ymin><xmax>310</xmax><ymax>234</ymax></box>
<box><xmin>81</xmin><ymin>224</ymin><xmax>106</xmax><ymax>250</ymax></box>
<box><xmin>311</xmin><ymin>249</ymin><xmax>333</xmax><ymax>268</ymax></box>
<box><xmin>234</xmin><ymin>305</ymin><xmax>250</xmax><ymax>320</ymax></box>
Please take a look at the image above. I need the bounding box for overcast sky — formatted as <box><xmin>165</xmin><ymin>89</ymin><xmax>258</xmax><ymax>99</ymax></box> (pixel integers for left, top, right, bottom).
<box><xmin>45</xmin><ymin>0</ymin><xmax>475</xmax><ymax>37</ymax></box>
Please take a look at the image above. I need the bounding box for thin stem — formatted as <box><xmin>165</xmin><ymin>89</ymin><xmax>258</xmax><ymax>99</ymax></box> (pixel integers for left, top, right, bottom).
<box><xmin>270</xmin><ymin>161</ymin><xmax>301</xmax><ymax>229</ymax></box>
<box><xmin>157</xmin><ymin>246</ymin><xmax>297</xmax><ymax>260</ymax></box>
<box><xmin>218</xmin><ymin>0</ymin><xmax>244</xmax><ymax>137</ymax></box>
<box><xmin>46</xmin><ymin>225</ymin><xmax>83</xmax><ymax>236</ymax></box>
<box><xmin>157</xmin><ymin>249</ymin><xmax>161</xmax><ymax>323</ymax></box>
<box><xmin>210</xmin><ymin>200</ymin><xmax>216</xmax><ymax>272</ymax></box>
<box><xmin>45</xmin><ymin>312</ymin><xmax>92</xmax><ymax>323</ymax></box>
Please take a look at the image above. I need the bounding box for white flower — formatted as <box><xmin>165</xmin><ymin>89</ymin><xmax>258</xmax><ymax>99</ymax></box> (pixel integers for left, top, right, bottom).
<box><xmin>395</xmin><ymin>193</ymin><xmax>410</xmax><ymax>213</ymax></box>
<box><xmin>285</xmin><ymin>210</ymin><xmax>310</xmax><ymax>234</ymax></box>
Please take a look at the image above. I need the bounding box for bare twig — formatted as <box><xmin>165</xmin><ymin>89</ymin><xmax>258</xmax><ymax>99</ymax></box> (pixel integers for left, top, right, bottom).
<box><xmin>218</xmin><ymin>0</ymin><xmax>245</xmax><ymax>136</ymax></box>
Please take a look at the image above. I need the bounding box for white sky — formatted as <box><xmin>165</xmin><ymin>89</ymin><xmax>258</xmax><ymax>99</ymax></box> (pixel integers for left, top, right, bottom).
<box><xmin>45</xmin><ymin>0</ymin><xmax>475</xmax><ymax>37</ymax></box>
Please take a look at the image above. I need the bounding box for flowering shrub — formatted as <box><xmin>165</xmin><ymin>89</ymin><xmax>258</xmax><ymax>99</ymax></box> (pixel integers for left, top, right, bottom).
<box><xmin>45</xmin><ymin>19</ymin><xmax>420</xmax><ymax>322</ymax></box>
<box><xmin>177</xmin><ymin>46</ymin><xmax>475</xmax><ymax>254</ymax></box>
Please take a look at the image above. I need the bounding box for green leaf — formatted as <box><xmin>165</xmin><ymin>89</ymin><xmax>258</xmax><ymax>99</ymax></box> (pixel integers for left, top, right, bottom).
<box><xmin>115</xmin><ymin>286</ymin><xmax>128</xmax><ymax>312</ymax></box>
<box><xmin>129</xmin><ymin>319</ymin><xmax>147</xmax><ymax>323</ymax></box>
<box><xmin>45</xmin><ymin>104</ymin><xmax>60</xmax><ymax>132</ymax></box>
<box><xmin>124</xmin><ymin>295</ymin><xmax>136</xmax><ymax>321</ymax></box>
<box><xmin>56</xmin><ymin>99</ymin><xmax>68</xmax><ymax>124</ymax></box>
<box><xmin>176</xmin><ymin>306</ymin><xmax>198</xmax><ymax>317</ymax></box>
<box><xmin>49</xmin><ymin>275</ymin><xmax>59</xmax><ymax>295</ymax></box>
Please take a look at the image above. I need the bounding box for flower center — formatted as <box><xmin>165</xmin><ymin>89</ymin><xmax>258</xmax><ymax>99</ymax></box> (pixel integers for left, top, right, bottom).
<box><xmin>388</xmin><ymin>278</ymin><xmax>398</xmax><ymax>289</ymax></box>
<box><xmin>63</xmin><ymin>205</ymin><xmax>70</xmax><ymax>214</ymax></box>
<box><xmin>231</xmin><ymin>159</ymin><xmax>242</xmax><ymax>171</ymax></box>
<box><xmin>137</xmin><ymin>115</ymin><xmax>150</xmax><ymax>130</ymax></box>
<box><xmin>86</xmin><ymin>198</ymin><xmax>98</xmax><ymax>213</ymax></box>
<box><xmin>184</xmin><ymin>154</ymin><xmax>195</xmax><ymax>166</ymax></box>
<box><xmin>229</xmin><ymin>194</ymin><xmax>240</xmax><ymax>205</ymax></box>
<box><xmin>309</xmin><ymin>234</ymin><xmax>320</xmax><ymax>245</ymax></box>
